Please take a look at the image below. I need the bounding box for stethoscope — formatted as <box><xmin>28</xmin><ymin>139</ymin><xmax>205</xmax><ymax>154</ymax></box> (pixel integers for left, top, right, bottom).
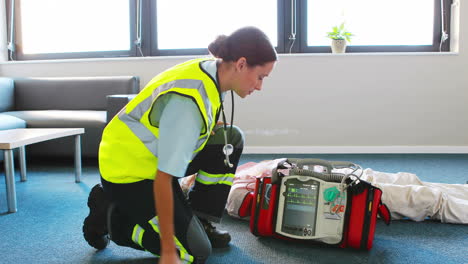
<box><xmin>216</xmin><ymin>67</ymin><xmax>235</xmax><ymax>168</ymax></box>
<box><xmin>220</xmin><ymin>90</ymin><xmax>234</xmax><ymax>168</ymax></box>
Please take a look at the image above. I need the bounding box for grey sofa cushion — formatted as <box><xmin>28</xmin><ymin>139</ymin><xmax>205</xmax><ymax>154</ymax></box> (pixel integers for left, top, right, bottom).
<box><xmin>0</xmin><ymin>77</ymin><xmax>15</xmax><ymax>112</ymax></box>
<box><xmin>0</xmin><ymin>76</ymin><xmax>139</xmax><ymax>158</ymax></box>
<box><xmin>4</xmin><ymin>110</ymin><xmax>107</xmax><ymax>157</ymax></box>
<box><xmin>0</xmin><ymin>113</ymin><xmax>27</xmax><ymax>130</ymax></box>
<box><xmin>14</xmin><ymin>76</ymin><xmax>139</xmax><ymax>111</ymax></box>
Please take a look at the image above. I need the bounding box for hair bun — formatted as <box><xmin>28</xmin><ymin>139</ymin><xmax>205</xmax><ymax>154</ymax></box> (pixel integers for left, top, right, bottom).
<box><xmin>207</xmin><ymin>27</ymin><xmax>277</xmax><ymax>65</ymax></box>
<box><xmin>208</xmin><ymin>35</ymin><xmax>229</xmax><ymax>59</ymax></box>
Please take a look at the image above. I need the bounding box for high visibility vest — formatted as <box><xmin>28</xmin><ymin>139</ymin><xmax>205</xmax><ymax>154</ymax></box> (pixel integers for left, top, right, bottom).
<box><xmin>99</xmin><ymin>58</ymin><xmax>222</xmax><ymax>183</ymax></box>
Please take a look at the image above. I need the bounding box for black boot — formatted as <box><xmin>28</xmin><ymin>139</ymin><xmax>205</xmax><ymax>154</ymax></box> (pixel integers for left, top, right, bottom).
<box><xmin>83</xmin><ymin>184</ymin><xmax>110</xmax><ymax>250</ymax></box>
<box><xmin>199</xmin><ymin>218</ymin><xmax>231</xmax><ymax>248</ymax></box>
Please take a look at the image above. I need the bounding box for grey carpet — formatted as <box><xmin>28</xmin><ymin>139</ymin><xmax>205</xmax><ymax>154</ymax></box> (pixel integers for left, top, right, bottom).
<box><xmin>0</xmin><ymin>154</ymin><xmax>467</xmax><ymax>264</ymax></box>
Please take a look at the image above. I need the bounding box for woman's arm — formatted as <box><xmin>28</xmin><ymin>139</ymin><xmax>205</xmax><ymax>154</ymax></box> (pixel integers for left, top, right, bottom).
<box><xmin>151</xmin><ymin>94</ymin><xmax>204</xmax><ymax>263</ymax></box>
<box><xmin>154</xmin><ymin>170</ymin><xmax>181</xmax><ymax>264</ymax></box>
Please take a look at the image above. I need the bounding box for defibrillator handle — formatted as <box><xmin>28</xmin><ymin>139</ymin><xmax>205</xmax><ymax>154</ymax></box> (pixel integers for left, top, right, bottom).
<box><xmin>292</xmin><ymin>158</ymin><xmax>333</xmax><ymax>172</ymax></box>
<box><xmin>294</xmin><ymin>158</ymin><xmax>358</xmax><ymax>171</ymax></box>
<box><xmin>272</xmin><ymin>158</ymin><xmax>360</xmax><ymax>184</ymax></box>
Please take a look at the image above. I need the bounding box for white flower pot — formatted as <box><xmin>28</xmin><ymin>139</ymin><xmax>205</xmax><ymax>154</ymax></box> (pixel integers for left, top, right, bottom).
<box><xmin>331</xmin><ymin>39</ymin><xmax>347</xmax><ymax>53</ymax></box>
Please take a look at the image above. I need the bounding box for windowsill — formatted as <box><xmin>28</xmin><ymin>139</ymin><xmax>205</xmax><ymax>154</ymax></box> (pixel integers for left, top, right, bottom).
<box><xmin>0</xmin><ymin>51</ymin><xmax>459</xmax><ymax>64</ymax></box>
<box><xmin>280</xmin><ymin>51</ymin><xmax>459</xmax><ymax>57</ymax></box>
<box><xmin>0</xmin><ymin>55</ymin><xmax>203</xmax><ymax>64</ymax></box>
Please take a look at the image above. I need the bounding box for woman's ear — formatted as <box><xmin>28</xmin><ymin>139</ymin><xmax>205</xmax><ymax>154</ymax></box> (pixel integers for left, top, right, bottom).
<box><xmin>235</xmin><ymin>57</ymin><xmax>247</xmax><ymax>72</ymax></box>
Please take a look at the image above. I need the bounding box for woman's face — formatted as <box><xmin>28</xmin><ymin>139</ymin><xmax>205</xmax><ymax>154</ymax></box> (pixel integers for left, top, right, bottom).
<box><xmin>233</xmin><ymin>59</ymin><xmax>276</xmax><ymax>98</ymax></box>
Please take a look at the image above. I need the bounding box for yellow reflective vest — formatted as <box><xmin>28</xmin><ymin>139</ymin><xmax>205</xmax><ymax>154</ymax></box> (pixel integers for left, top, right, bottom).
<box><xmin>99</xmin><ymin>58</ymin><xmax>222</xmax><ymax>183</ymax></box>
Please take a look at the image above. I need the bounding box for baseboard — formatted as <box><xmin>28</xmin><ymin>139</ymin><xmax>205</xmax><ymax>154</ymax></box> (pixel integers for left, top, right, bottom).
<box><xmin>243</xmin><ymin>146</ymin><xmax>468</xmax><ymax>154</ymax></box>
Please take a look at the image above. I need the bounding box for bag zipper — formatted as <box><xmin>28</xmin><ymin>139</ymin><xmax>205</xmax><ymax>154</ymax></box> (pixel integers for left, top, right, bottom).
<box><xmin>253</xmin><ymin>178</ymin><xmax>264</xmax><ymax>236</ymax></box>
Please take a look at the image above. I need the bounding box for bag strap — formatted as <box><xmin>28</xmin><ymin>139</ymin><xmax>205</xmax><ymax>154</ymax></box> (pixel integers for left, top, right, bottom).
<box><xmin>377</xmin><ymin>202</ymin><xmax>391</xmax><ymax>225</ymax></box>
<box><xmin>252</xmin><ymin>177</ymin><xmax>264</xmax><ymax>236</ymax></box>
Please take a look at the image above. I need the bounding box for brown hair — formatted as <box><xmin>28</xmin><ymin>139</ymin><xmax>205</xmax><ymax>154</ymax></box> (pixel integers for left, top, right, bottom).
<box><xmin>208</xmin><ymin>26</ymin><xmax>277</xmax><ymax>67</ymax></box>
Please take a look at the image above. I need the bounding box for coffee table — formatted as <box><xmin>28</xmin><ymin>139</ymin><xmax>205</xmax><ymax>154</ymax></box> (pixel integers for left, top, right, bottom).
<box><xmin>0</xmin><ymin>128</ymin><xmax>85</xmax><ymax>213</ymax></box>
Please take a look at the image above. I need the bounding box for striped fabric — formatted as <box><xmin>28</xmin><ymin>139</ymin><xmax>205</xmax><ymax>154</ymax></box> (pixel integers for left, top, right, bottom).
<box><xmin>196</xmin><ymin>170</ymin><xmax>235</xmax><ymax>186</ymax></box>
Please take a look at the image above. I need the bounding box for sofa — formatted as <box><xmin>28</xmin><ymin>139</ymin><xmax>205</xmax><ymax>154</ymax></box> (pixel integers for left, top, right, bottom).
<box><xmin>0</xmin><ymin>76</ymin><xmax>139</xmax><ymax>160</ymax></box>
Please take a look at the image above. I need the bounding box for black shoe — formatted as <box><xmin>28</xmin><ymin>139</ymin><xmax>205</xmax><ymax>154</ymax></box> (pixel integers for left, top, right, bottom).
<box><xmin>200</xmin><ymin>218</ymin><xmax>231</xmax><ymax>248</ymax></box>
<box><xmin>195</xmin><ymin>256</ymin><xmax>207</xmax><ymax>264</ymax></box>
<box><xmin>83</xmin><ymin>184</ymin><xmax>110</xmax><ymax>250</ymax></box>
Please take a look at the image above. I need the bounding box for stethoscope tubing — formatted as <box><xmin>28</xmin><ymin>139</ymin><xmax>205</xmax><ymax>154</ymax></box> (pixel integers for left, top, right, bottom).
<box><xmin>220</xmin><ymin>92</ymin><xmax>234</xmax><ymax>168</ymax></box>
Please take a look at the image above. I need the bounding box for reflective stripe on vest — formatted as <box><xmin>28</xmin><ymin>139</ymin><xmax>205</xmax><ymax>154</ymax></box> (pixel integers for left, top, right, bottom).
<box><xmin>118</xmin><ymin>79</ymin><xmax>214</xmax><ymax>159</ymax></box>
<box><xmin>196</xmin><ymin>170</ymin><xmax>235</xmax><ymax>186</ymax></box>
<box><xmin>148</xmin><ymin>216</ymin><xmax>194</xmax><ymax>264</ymax></box>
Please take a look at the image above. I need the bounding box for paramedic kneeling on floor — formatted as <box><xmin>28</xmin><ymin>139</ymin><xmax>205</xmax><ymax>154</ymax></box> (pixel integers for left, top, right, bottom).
<box><xmin>82</xmin><ymin>26</ymin><xmax>277</xmax><ymax>264</ymax></box>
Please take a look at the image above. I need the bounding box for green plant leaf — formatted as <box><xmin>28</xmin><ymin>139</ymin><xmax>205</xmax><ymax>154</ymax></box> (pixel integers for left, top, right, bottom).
<box><xmin>327</xmin><ymin>23</ymin><xmax>353</xmax><ymax>41</ymax></box>
<box><xmin>339</xmin><ymin>23</ymin><xmax>345</xmax><ymax>31</ymax></box>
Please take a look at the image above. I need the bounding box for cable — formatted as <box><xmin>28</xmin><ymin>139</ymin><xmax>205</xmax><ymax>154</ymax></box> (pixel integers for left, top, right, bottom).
<box><xmin>288</xmin><ymin>0</ymin><xmax>297</xmax><ymax>53</ymax></box>
<box><xmin>340</xmin><ymin>165</ymin><xmax>363</xmax><ymax>191</ymax></box>
<box><xmin>137</xmin><ymin>45</ymin><xmax>144</xmax><ymax>57</ymax></box>
<box><xmin>439</xmin><ymin>0</ymin><xmax>449</xmax><ymax>52</ymax></box>
<box><xmin>288</xmin><ymin>38</ymin><xmax>296</xmax><ymax>54</ymax></box>
<box><xmin>135</xmin><ymin>0</ymin><xmax>144</xmax><ymax>56</ymax></box>
<box><xmin>230</xmin><ymin>90</ymin><xmax>234</xmax><ymax>134</ymax></box>
<box><xmin>8</xmin><ymin>0</ymin><xmax>16</xmax><ymax>61</ymax></box>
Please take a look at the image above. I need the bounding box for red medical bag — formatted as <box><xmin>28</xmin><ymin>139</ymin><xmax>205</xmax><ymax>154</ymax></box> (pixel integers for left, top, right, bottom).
<box><xmin>246</xmin><ymin>159</ymin><xmax>391</xmax><ymax>250</ymax></box>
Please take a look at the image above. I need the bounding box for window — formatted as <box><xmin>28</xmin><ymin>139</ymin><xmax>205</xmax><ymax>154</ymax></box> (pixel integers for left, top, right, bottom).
<box><xmin>297</xmin><ymin>0</ymin><xmax>451</xmax><ymax>52</ymax></box>
<box><xmin>150</xmin><ymin>0</ymin><xmax>280</xmax><ymax>56</ymax></box>
<box><xmin>9</xmin><ymin>0</ymin><xmax>136</xmax><ymax>60</ymax></box>
<box><xmin>307</xmin><ymin>0</ymin><xmax>434</xmax><ymax>46</ymax></box>
<box><xmin>6</xmin><ymin>0</ymin><xmax>452</xmax><ymax>61</ymax></box>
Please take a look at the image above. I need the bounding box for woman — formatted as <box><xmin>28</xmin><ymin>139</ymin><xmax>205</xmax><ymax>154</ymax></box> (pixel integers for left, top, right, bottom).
<box><xmin>82</xmin><ymin>26</ymin><xmax>277</xmax><ymax>264</ymax></box>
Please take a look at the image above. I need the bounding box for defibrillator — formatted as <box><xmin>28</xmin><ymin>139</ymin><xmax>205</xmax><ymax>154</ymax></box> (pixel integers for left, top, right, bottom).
<box><xmin>245</xmin><ymin>159</ymin><xmax>391</xmax><ymax>250</ymax></box>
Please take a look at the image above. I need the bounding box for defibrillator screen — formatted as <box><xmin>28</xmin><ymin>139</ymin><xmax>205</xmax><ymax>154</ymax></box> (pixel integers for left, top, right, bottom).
<box><xmin>281</xmin><ymin>178</ymin><xmax>319</xmax><ymax>237</ymax></box>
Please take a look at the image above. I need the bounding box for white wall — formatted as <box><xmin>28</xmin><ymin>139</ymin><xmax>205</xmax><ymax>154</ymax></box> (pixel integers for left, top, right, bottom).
<box><xmin>1</xmin><ymin>2</ymin><xmax>467</xmax><ymax>153</ymax></box>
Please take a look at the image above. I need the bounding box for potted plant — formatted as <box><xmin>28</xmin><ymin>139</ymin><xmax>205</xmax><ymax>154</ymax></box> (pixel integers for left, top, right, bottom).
<box><xmin>327</xmin><ymin>23</ymin><xmax>353</xmax><ymax>53</ymax></box>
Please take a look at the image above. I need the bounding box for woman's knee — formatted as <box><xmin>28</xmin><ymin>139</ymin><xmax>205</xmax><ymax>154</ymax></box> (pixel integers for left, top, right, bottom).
<box><xmin>186</xmin><ymin>217</ymin><xmax>212</xmax><ymax>260</ymax></box>
<box><xmin>211</xmin><ymin>125</ymin><xmax>244</xmax><ymax>148</ymax></box>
